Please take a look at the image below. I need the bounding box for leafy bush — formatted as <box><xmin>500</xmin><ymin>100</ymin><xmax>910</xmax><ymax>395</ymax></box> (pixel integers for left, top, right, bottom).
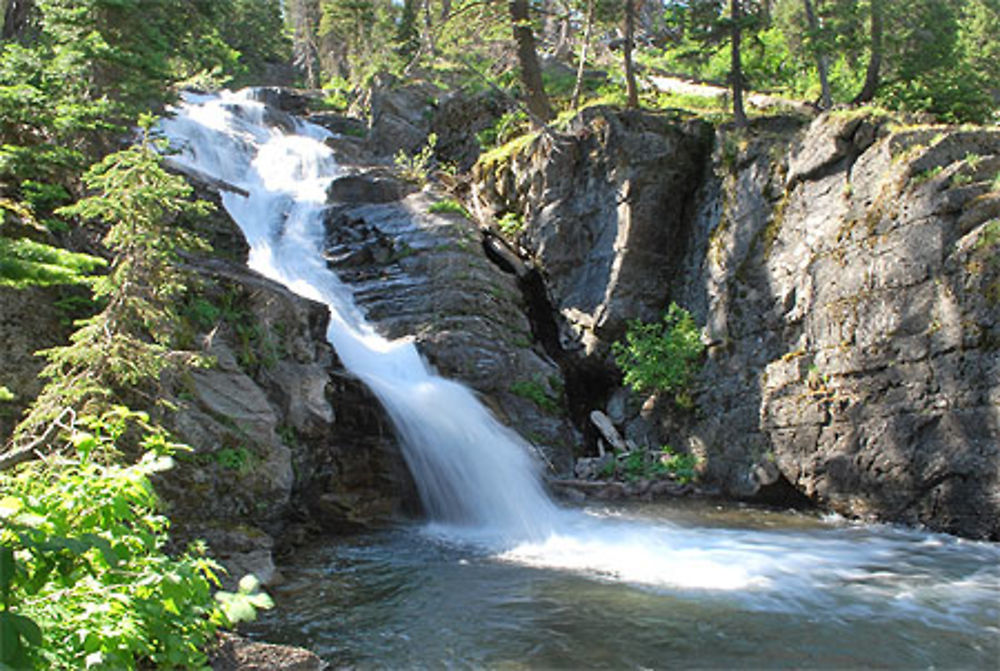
<box><xmin>497</xmin><ymin>212</ymin><xmax>524</xmax><ymax>237</ymax></box>
<box><xmin>476</xmin><ymin>110</ymin><xmax>528</xmax><ymax>151</ymax></box>
<box><xmin>608</xmin><ymin>445</ymin><xmax>700</xmax><ymax>483</ymax></box>
<box><xmin>657</xmin><ymin>445</ymin><xmax>699</xmax><ymax>484</ymax></box>
<box><xmin>394</xmin><ymin>132</ymin><xmax>437</xmax><ymax>184</ymax></box>
<box><xmin>509</xmin><ymin>377</ymin><xmax>561</xmax><ymax>414</ymax></box>
<box><xmin>0</xmin><ymin>413</ymin><xmax>272</xmax><ymax>669</ymax></box>
<box><xmin>612</xmin><ymin>303</ymin><xmax>704</xmax><ymax>406</ymax></box>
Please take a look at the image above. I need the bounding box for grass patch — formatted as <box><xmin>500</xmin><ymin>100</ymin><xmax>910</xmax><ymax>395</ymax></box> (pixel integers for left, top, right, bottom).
<box><xmin>510</xmin><ymin>376</ymin><xmax>561</xmax><ymax>414</ymax></box>
<box><xmin>477</xmin><ymin>131</ymin><xmax>539</xmax><ymax>171</ymax></box>
<box><xmin>428</xmin><ymin>198</ymin><xmax>470</xmax><ymax>218</ymax></box>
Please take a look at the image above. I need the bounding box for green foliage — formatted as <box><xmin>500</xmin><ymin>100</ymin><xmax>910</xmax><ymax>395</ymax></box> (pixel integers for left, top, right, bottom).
<box><xmin>476</xmin><ymin>110</ymin><xmax>529</xmax><ymax>152</ymax></box>
<box><xmin>606</xmin><ymin>444</ymin><xmax>700</xmax><ymax>483</ymax></box>
<box><xmin>17</xmin><ymin>124</ymin><xmax>211</xmax><ymax>439</ymax></box>
<box><xmin>497</xmin><ymin>212</ymin><xmax>525</xmax><ymax>237</ymax></box>
<box><xmin>319</xmin><ymin>76</ymin><xmax>354</xmax><ymax>112</ymax></box>
<box><xmin>0</xmin><ymin>386</ymin><xmax>14</xmax><ymax>403</ymax></box>
<box><xmin>509</xmin><ymin>377</ymin><xmax>561</xmax><ymax>414</ymax></box>
<box><xmin>428</xmin><ymin>198</ymin><xmax>470</xmax><ymax>218</ymax></box>
<box><xmin>214</xmin><ymin>446</ymin><xmax>255</xmax><ymax>473</ymax></box>
<box><xmin>612</xmin><ymin>303</ymin><xmax>705</xmax><ymax>406</ymax></box>
<box><xmin>974</xmin><ymin>220</ymin><xmax>1000</xmax><ymax>252</ymax></box>
<box><xmin>0</xmin><ymin>237</ymin><xmax>106</xmax><ymax>289</ymax></box>
<box><xmin>657</xmin><ymin>445</ymin><xmax>700</xmax><ymax>484</ymax></box>
<box><xmin>395</xmin><ymin>132</ymin><xmax>438</xmax><ymax>184</ymax></box>
<box><xmin>0</xmin><ymin>414</ymin><xmax>271</xmax><ymax>670</ymax></box>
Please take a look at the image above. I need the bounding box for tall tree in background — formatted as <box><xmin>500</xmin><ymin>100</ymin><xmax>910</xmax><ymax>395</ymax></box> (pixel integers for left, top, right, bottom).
<box><xmin>801</xmin><ymin>0</ymin><xmax>831</xmax><ymax>108</ymax></box>
<box><xmin>852</xmin><ymin>0</ymin><xmax>881</xmax><ymax>104</ymax></box>
<box><xmin>623</xmin><ymin>0</ymin><xmax>639</xmax><ymax>108</ymax></box>
<box><xmin>729</xmin><ymin>0</ymin><xmax>748</xmax><ymax>125</ymax></box>
<box><xmin>571</xmin><ymin>0</ymin><xmax>595</xmax><ymax>108</ymax></box>
<box><xmin>509</xmin><ymin>0</ymin><xmax>554</xmax><ymax>122</ymax></box>
<box><xmin>289</xmin><ymin>0</ymin><xmax>321</xmax><ymax>86</ymax></box>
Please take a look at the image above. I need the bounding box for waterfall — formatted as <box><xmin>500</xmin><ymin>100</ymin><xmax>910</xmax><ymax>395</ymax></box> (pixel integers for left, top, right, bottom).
<box><xmin>161</xmin><ymin>92</ymin><xmax>1000</xmax><ymax>618</ymax></box>
<box><xmin>160</xmin><ymin>90</ymin><xmax>559</xmax><ymax>544</ymax></box>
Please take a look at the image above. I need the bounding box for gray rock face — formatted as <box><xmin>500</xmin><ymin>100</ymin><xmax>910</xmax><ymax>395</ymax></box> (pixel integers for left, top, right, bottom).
<box><xmin>157</xmin><ymin>257</ymin><xmax>415</xmax><ymax>579</ymax></box>
<box><xmin>323</xmin><ymin>175</ymin><xmax>578</xmax><ymax>473</ymax></box>
<box><xmin>431</xmin><ymin>90</ymin><xmax>512</xmax><ymax>170</ymax></box>
<box><xmin>355</xmin><ymin>74</ymin><xmax>442</xmax><ymax>159</ymax></box>
<box><xmin>474</xmin><ymin>107</ymin><xmax>714</xmax><ymax>356</ymax></box>
<box><xmin>670</xmin><ymin>114</ymin><xmax>1000</xmax><ymax>538</ymax></box>
<box><xmin>476</xmin><ymin>108</ymin><xmax>1000</xmax><ymax>539</ymax></box>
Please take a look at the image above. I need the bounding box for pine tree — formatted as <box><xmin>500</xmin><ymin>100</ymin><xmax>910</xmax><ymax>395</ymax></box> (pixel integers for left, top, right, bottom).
<box><xmin>15</xmin><ymin>119</ymin><xmax>211</xmax><ymax>443</ymax></box>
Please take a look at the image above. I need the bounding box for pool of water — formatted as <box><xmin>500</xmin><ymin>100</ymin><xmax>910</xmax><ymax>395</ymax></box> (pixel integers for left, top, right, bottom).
<box><xmin>246</xmin><ymin>502</ymin><xmax>1000</xmax><ymax>669</ymax></box>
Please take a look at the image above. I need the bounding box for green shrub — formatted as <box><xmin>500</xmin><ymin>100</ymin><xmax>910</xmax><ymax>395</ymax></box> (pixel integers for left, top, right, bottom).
<box><xmin>612</xmin><ymin>303</ymin><xmax>704</xmax><ymax>406</ymax></box>
<box><xmin>0</xmin><ymin>413</ymin><xmax>272</xmax><ymax>669</ymax></box>
<box><xmin>657</xmin><ymin>445</ymin><xmax>699</xmax><ymax>484</ymax></box>
<box><xmin>608</xmin><ymin>444</ymin><xmax>700</xmax><ymax>483</ymax></box>
<box><xmin>497</xmin><ymin>212</ymin><xmax>524</xmax><ymax>236</ymax></box>
<box><xmin>395</xmin><ymin>132</ymin><xmax>437</xmax><ymax>184</ymax></box>
<box><xmin>476</xmin><ymin>110</ymin><xmax>528</xmax><ymax>151</ymax></box>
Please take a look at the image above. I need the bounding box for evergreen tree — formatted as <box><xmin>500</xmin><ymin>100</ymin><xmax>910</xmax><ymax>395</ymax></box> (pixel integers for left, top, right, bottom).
<box><xmin>16</xmin><ymin>119</ymin><xmax>211</xmax><ymax>441</ymax></box>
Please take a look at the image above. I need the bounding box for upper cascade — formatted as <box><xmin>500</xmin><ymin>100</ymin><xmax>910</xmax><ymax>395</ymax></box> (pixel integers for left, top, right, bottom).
<box><xmin>160</xmin><ymin>90</ymin><xmax>560</xmax><ymax>545</ymax></box>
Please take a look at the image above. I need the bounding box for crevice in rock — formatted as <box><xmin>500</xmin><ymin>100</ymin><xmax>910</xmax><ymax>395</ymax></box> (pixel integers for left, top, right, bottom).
<box><xmin>513</xmin><ymin>262</ymin><xmax>619</xmax><ymax>448</ymax></box>
<box><xmin>745</xmin><ymin>473</ymin><xmax>817</xmax><ymax>509</ymax></box>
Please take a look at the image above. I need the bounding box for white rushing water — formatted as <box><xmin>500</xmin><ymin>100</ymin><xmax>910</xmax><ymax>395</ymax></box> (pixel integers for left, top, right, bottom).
<box><xmin>161</xmin><ymin>92</ymin><xmax>1000</xmax><ymax>628</ymax></box>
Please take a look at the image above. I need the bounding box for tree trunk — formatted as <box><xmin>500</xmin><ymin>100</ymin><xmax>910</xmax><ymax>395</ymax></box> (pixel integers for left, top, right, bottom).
<box><xmin>510</xmin><ymin>0</ymin><xmax>555</xmax><ymax>122</ymax></box>
<box><xmin>730</xmin><ymin>0</ymin><xmax>747</xmax><ymax>126</ymax></box>
<box><xmin>1</xmin><ymin>0</ymin><xmax>31</xmax><ymax>40</ymax></box>
<box><xmin>624</xmin><ymin>0</ymin><xmax>639</xmax><ymax>108</ymax></box>
<box><xmin>853</xmin><ymin>0</ymin><xmax>882</xmax><ymax>104</ymax></box>
<box><xmin>423</xmin><ymin>0</ymin><xmax>436</xmax><ymax>56</ymax></box>
<box><xmin>289</xmin><ymin>0</ymin><xmax>320</xmax><ymax>87</ymax></box>
<box><xmin>553</xmin><ymin>8</ymin><xmax>572</xmax><ymax>61</ymax></box>
<box><xmin>802</xmin><ymin>0</ymin><xmax>831</xmax><ymax>109</ymax></box>
<box><xmin>571</xmin><ymin>0</ymin><xmax>595</xmax><ymax>109</ymax></box>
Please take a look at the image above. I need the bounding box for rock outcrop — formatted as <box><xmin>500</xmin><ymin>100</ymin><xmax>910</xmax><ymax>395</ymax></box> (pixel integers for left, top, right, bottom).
<box><xmin>680</xmin><ymin>114</ymin><xmax>1000</xmax><ymax>539</ymax></box>
<box><xmin>474</xmin><ymin>107</ymin><xmax>714</xmax><ymax>356</ymax></box>
<box><xmin>475</xmin><ymin>107</ymin><xmax>1000</xmax><ymax>539</ymax></box>
<box><xmin>322</xmin><ymin>170</ymin><xmax>577</xmax><ymax>472</ymax></box>
<box><xmin>150</xmin><ymin>182</ymin><xmax>416</xmax><ymax>584</ymax></box>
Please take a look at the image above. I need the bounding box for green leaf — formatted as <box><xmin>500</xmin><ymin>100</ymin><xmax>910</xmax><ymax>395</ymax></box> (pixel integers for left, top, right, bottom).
<box><xmin>237</xmin><ymin>573</ymin><xmax>261</xmax><ymax>594</ymax></box>
<box><xmin>10</xmin><ymin>612</ymin><xmax>42</xmax><ymax>647</ymax></box>
<box><xmin>0</xmin><ymin>545</ymin><xmax>14</xmax><ymax>595</ymax></box>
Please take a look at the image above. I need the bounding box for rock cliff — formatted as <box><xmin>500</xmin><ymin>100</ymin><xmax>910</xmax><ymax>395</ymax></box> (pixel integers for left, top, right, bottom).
<box><xmin>475</xmin><ymin>107</ymin><xmax>1000</xmax><ymax>539</ymax></box>
<box><xmin>154</xmin><ymin>186</ymin><xmax>417</xmax><ymax>584</ymax></box>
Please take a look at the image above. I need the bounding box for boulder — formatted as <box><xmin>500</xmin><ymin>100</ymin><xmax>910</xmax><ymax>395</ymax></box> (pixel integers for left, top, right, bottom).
<box><xmin>212</xmin><ymin>633</ymin><xmax>324</xmax><ymax>671</ymax></box>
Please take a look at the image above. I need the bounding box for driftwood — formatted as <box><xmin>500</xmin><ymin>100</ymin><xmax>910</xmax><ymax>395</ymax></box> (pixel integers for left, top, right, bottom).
<box><xmin>0</xmin><ymin>407</ymin><xmax>75</xmax><ymax>471</ymax></box>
